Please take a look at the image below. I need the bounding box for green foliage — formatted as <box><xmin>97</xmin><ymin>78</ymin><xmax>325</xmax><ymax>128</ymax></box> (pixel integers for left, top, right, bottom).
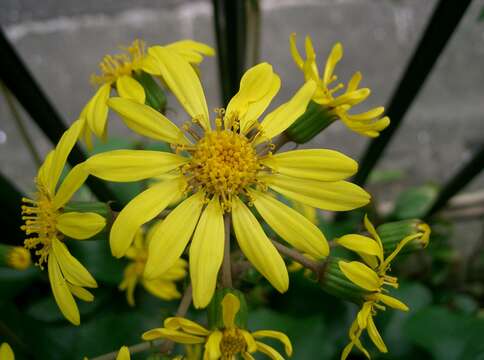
<box><xmin>392</xmin><ymin>184</ymin><xmax>439</xmax><ymax>219</ymax></box>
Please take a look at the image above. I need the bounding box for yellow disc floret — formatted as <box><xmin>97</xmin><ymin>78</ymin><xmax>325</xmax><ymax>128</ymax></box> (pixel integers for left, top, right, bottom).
<box><xmin>220</xmin><ymin>328</ymin><xmax>247</xmax><ymax>359</ymax></box>
<box><xmin>21</xmin><ymin>183</ymin><xmax>59</xmax><ymax>268</ymax></box>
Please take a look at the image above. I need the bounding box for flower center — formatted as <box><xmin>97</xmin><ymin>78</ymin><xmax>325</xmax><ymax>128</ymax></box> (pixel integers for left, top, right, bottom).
<box><xmin>184</xmin><ymin>129</ymin><xmax>260</xmax><ymax>209</ymax></box>
<box><xmin>220</xmin><ymin>329</ymin><xmax>246</xmax><ymax>359</ymax></box>
<box><xmin>21</xmin><ymin>183</ymin><xmax>59</xmax><ymax>269</ymax></box>
<box><xmin>91</xmin><ymin>39</ymin><xmax>146</xmax><ymax>85</ymax></box>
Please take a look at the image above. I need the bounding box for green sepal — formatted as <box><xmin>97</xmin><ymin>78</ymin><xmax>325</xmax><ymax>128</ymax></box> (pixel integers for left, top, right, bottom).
<box><xmin>318</xmin><ymin>257</ymin><xmax>372</xmax><ymax>304</ymax></box>
<box><xmin>133</xmin><ymin>70</ymin><xmax>167</xmax><ymax>113</ymax></box>
<box><xmin>377</xmin><ymin>219</ymin><xmax>430</xmax><ymax>256</ymax></box>
<box><xmin>207</xmin><ymin>288</ymin><xmax>248</xmax><ymax>330</ymax></box>
<box><xmin>286</xmin><ymin>100</ymin><xmax>336</xmax><ymax>144</ymax></box>
<box><xmin>63</xmin><ymin>201</ymin><xmax>110</xmax><ymax>218</ymax></box>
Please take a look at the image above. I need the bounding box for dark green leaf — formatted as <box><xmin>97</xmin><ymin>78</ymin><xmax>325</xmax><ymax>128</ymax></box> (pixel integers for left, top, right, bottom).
<box><xmin>392</xmin><ymin>185</ymin><xmax>438</xmax><ymax>219</ymax></box>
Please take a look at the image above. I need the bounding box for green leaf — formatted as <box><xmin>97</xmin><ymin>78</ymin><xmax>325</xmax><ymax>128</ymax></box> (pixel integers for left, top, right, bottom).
<box><xmin>392</xmin><ymin>185</ymin><xmax>439</xmax><ymax>219</ymax></box>
<box><xmin>368</xmin><ymin>169</ymin><xmax>405</xmax><ymax>184</ymax></box>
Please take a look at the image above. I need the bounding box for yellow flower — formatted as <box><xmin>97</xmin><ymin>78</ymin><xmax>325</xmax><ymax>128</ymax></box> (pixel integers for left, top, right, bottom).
<box><xmin>290</xmin><ymin>33</ymin><xmax>390</xmax><ymax>138</ymax></box>
<box><xmin>80</xmin><ymin>39</ymin><xmax>214</xmax><ymax>146</ymax></box>
<box><xmin>0</xmin><ymin>342</ymin><xmax>14</xmax><ymax>360</ymax></box>
<box><xmin>116</xmin><ymin>346</ymin><xmax>130</xmax><ymax>360</ymax></box>
<box><xmin>336</xmin><ymin>215</ymin><xmax>422</xmax><ymax>359</ymax></box>
<box><xmin>83</xmin><ymin>50</ymin><xmax>370</xmax><ymax>308</ymax></box>
<box><xmin>142</xmin><ymin>293</ymin><xmax>292</xmax><ymax>360</ymax></box>
<box><xmin>120</xmin><ymin>222</ymin><xmax>187</xmax><ymax>306</ymax></box>
<box><xmin>21</xmin><ymin>120</ymin><xmax>106</xmax><ymax>325</ymax></box>
<box><xmin>0</xmin><ymin>244</ymin><xmax>31</xmax><ymax>270</ymax></box>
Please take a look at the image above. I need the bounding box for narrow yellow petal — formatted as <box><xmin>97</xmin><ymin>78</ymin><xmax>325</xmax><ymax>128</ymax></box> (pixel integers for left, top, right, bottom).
<box><xmin>108</xmin><ymin>97</ymin><xmax>190</xmax><ymax>144</ymax></box>
<box><xmin>256</xmin><ymin>80</ymin><xmax>316</xmax><ymax>144</ymax></box>
<box><xmin>338</xmin><ymin>261</ymin><xmax>381</xmax><ymax>291</ymax></box>
<box><xmin>363</xmin><ymin>214</ymin><xmax>383</xmax><ymax>253</ymax></box>
<box><xmin>289</xmin><ymin>33</ymin><xmax>304</xmax><ymax>69</ymax></box>
<box><xmin>51</xmin><ymin>237</ymin><xmax>97</xmax><ymax>288</ymax></box>
<box><xmin>377</xmin><ymin>294</ymin><xmax>409</xmax><ymax>311</ymax></box>
<box><xmin>164</xmin><ymin>317</ymin><xmax>210</xmax><ymax>336</ymax></box>
<box><xmin>47</xmin><ymin>120</ymin><xmax>83</xmax><ymax>193</ymax></box>
<box><xmin>116</xmin><ymin>346</ymin><xmax>131</xmax><ymax>360</ymax></box>
<box><xmin>323</xmin><ymin>42</ymin><xmax>343</xmax><ymax>86</ymax></box>
<box><xmin>145</xmin><ymin>192</ymin><xmax>204</xmax><ymax>279</ymax></box>
<box><xmin>346</xmin><ymin>71</ymin><xmax>362</xmax><ymax>93</ymax></box>
<box><xmin>165</xmin><ymin>40</ymin><xmax>215</xmax><ymax>64</ymax></box>
<box><xmin>84</xmin><ymin>150</ymin><xmax>188</xmax><ymax>182</ymax></box>
<box><xmin>142</xmin><ymin>328</ymin><xmax>205</xmax><ymax>344</ymax></box>
<box><xmin>231</xmin><ymin>197</ymin><xmax>288</xmax><ymax>293</ymax></box>
<box><xmin>367</xmin><ymin>315</ymin><xmax>388</xmax><ymax>353</ymax></box>
<box><xmin>249</xmin><ymin>189</ymin><xmax>328</xmax><ymax>258</ymax></box>
<box><xmin>261</xmin><ymin>173</ymin><xmax>370</xmax><ymax>211</ymax></box>
<box><xmin>53</xmin><ymin>164</ymin><xmax>88</xmax><ymax>210</ymax></box>
<box><xmin>110</xmin><ymin>177</ymin><xmax>186</xmax><ymax>257</ymax></box>
<box><xmin>86</xmin><ymin>83</ymin><xmax>111</xmax><ymax>139</ymax></box>
<box><xmin>48</xmin><ymin>254</ymin><xmax>80</xmax><ymax>325</ymax></box>
<box><xmin>0</xmin><ymin>343</ymin><xmax>14</xmax><ymax>360</ymax></box>
<box><xmin>255</xmin><ymin>342</ymin><xmax>284</xmax><ymax>360</ymax></box>
<box><xmin>356</xmin><ymin>302</ymin><xmax>372</xmax><ymax>329</ymax></box>
<box><xmin>336</xmin><ymin>234</ymin><xmax>381</xmax><ymax>258</ymax></box>
<box><xmin>116</xmin><ymin>76</ymin><xmax>146</xmax><ymax>104</ymax></box>
<box><xmin>148</xmin><ymin>46</ymin><xmax>209</xmax><ymax>130</ymax></box>
<box><xmin>261</xmin><ymin>149</ymin><xmax>358</xmax><ymax>182</ymax></box>
<box><xmin>252</xmin><ymin>331</ymin><xmax>292</xmax><ymax>356</ymax></box>
<box><xmin>142</xmin><ymin>279</ymin><xmax>181</xmax><ymax>300</ymax></box>
<box><xmin>241</xmin><ymin>330</ymin><xmax>258</xmax><ymax>353</ymax></box>
<box><xmin>221</xmin><ymin>293</ymin><xmax>240</xmax><ymax>329</ymax></box>
<box><xmin>37</xmin><ymin>150</ymin><xmax>55</xmax><ymax>191</ymax></box>
<box><xmin>190</xmin><ymin>196</ymin><xmax>224</xmax><ymax>309</ymax></box>
<box><xmin>56</xmin><ymin>212</ymin><xmax>105</xmax><ymax>240</ymax></box>
<box><xmin>204</xmin><ymin>331</ymin><xmax>223</xmax><ymax>359</ymax></box>
<box><xmin>67</xmin><ymin>284</ymin><xmax>94</xmax><ymax>302</ymax></box>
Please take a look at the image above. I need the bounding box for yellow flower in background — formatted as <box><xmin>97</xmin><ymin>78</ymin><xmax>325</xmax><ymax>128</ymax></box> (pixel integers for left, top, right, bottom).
<box><xmin>0</xmin><ymin>244</ymin><xmax>31</xmax><ymax>270</ymax></box>
<box><xmin>80</xmin><ymin>39</ymin><xmax>214</xmax><ymax>146</ymax></box>
<box><xmin>120</xmin><ymin>222</ymin><xmax>187</xmax><ymax>306</ymax></box>
<box><xmin>142</xmin><ymin>293</ymin><xmax>292</xmax><ymax>360</ymax></box>
<box><xmin>336</xmin><ymin>215</ymin><xmax>423</xmax><ymax>359</ymax></box>
<box><xmin>290</xmin><ymin>33</ymin><xmax>390</xmax><ymax>137</ymax></box>
<box><xmin>84</xmin><ymin>49</ymin><xmax>370</xmax><ymax>308</ymax></box>
<box><xmin>0</xmin><ymin>342</ymin><xmax>14</xmax><ymax>360</ymax></box>
<box><xmin>115</xmin><ymin>346</ymin><xmax>130</xmax><ymax>360</ymax></box>
<box><xmin>21</xmin><ymin>120</ymin><xmax>106</xmax><ymax>325</ymax></box>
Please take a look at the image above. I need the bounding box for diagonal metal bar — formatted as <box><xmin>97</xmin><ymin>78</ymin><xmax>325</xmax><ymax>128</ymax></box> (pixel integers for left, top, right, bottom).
<box><xmin>425</xmin><ymin>144</ymin><xmax>484</xmax><ymax>219</ymax></box>
<box><xmin>353</xmin><ymin>0</ymin><xmax>473</xmax><ymax>186</ymax></box>
<box><xmin>0</xmin><ymin>28</ymin><xmax>117</xmax><ymax>203</ymax></box>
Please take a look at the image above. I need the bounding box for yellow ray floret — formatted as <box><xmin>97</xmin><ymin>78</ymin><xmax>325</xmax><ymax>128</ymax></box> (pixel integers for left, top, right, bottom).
<box><xmin>142</xmin><ymin>293</ymin><xmax>292</xmax><ymax>360</ymax></box>
<box><xmin>21</xmin><ymin>121</ymin><xmax>105</xmax><ymax>325</ymax></box>
<box><xmin>84</xmin><ymin>51</ymin><xmax>370</xmax><ymax>308</ymax></box>
<box><xmin>290</xmin><ymin>33</ymin><xmax>390</xmax><ymax>137</ymax></box>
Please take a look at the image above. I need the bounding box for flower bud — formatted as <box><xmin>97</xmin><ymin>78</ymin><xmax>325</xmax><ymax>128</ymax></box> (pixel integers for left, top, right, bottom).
<box><xmin>377</xmin><ymin>219</ymin><xmax>431</xmax><ymax>256</ymax></box>
<box><xmin>133</xmin><ymin>71</ymin><xmax>167</xmax><ymax>113</ymax></box>
<box><xmin>0</xmin><ymin>244</ymin><xmax>31</xmax><ymax>270</ymax></box>
<box><xmin>207</xmin><ymin>288</ymin><xmax>248</xmax><ymax>330</ymax></box>
<box><xmin>286</xmin><ymin>100</ymin><xmax>337</xmax><ymax>144</ymax></box>
<box><xmin>318</xmin><ymin>257</ymin><xmax>371</xmax><ymax>304</ymax></box>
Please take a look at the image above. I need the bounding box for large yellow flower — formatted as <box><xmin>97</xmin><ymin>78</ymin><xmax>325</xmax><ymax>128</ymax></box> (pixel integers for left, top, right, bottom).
<box><xmin>80</xmin><ymin>39</ymin><xmax>214</xmax><ymax>146</ymax></box>
<box><xmin>336</xmin><ymin>215</ymin><xmax>427</xmax><ymax>359</ymax></box>
<box><xmin>83</xmin><ymin>48</ymin><xmax>370</xmax><ymax>308</ymax></box>
<box><xmin>120</xmin><ymin>222</ymin><xmax>187</xmax><ymax>306</ymax></box>
<box><xmin>290</xmin><ymin>33</ymin><xmax>390</xmax><ymax>137</ymax></box>
<box><xmin>21</xmin><ymin>120</ymin><xmax>106</xmax><ymax>325</ymax></box>
<box><xmin>142</xmin><ymin>293</ymin><xmax>293</xmax><ymax>360</ymax></box>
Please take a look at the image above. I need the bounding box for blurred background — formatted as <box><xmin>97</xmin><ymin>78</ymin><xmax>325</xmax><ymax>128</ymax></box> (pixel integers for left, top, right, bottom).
<box><xmin>0</xmin><ymin>1</ymin><xmax>483</xmax><ymax>359</ymax></box>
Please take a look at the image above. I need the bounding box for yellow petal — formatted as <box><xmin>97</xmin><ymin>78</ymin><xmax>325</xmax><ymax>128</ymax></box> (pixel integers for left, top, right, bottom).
<box><xmin>48</xmin><ymin>254</ymin><xmax>80</xmax><ymax>325</ymax></box>
<box><xmin>204</xmin><ymin>331</ymin><xmax>222</xmax><ymax>360</ymax></box>
<box><xmin>141</xmin><ymin>54</ymin><xmax>161</xmax><ymax>75</ymax></box>
<box><xmin>231</xmin><ymin>197</ymin><xmax>288</xmax><ymax>293</ymax></box>
<box><xmin>255</xmin><ymin>341</ymin><xmax>284</xmax><ymax>360</ymax></box>
<box><xmin>142</xmin><ymin>328</ymin><xmax>205</xmax><ymax>344</ymax></box>
<box><xmin>145</xmin><ymin>192</ymin><xmax>204</xmax><ymax>279</ymax></box>
<box><xmin>336</xmin><ymin>234</ymin><xmax>381</xmax><ymax>259</ymax></box>
<box><xmin>356</xmin><ymin>301</ymin><xmax>372</xmax><ymax>329</ymax></box>
<box><xmin>108</xmin><ymin>97</ymin><xmax>190</xmax><ymax>144</ymax></box>
<box><xmin>376</xmin><ymin>294</ymin><xmax>409</xmax><ymax>311</ymax></box>
<box><xmin>256</xmin><ymin>81</ymin><xmax>316</xmax><ymax>144</ymax></box>
<box><xmin>116</xmin><ymin>346</ymin><xmax>131</xmax><ymax>360</ymax></box>
<box><xmin>221</xmin><ymin>293</ymin><xmax>240</xmax><ymax>329</ymax></box>
<box><xmin>148</xmin><ymin>46</ymin><xmax>209</xmax><ymax>130</ymax></box>
<box><xmin>56</xmin><ymin>212</ymin><xmax>106</xmax><ymax>240</ymax></box>
<box><xmin>261</xmin><ymin>149</ymin><xmax>358</xmax><ymax>182</ymax></box>
<box><xmin>261</xmin><ymin>173</ymin><xmax>370</xmax><ymax>211</ymax></box>
<box><xmin>110</xmin><ymin>177</ymin><xmax>186</xmax><ymax>257</ymax></box>
<box><xmin>116</xmin><ymin>76</ymin><xmax>146</xmax><ymax>104</ymax></box>
<box><xmin>367</xmin><ymin>315</ymin><xmax>388</xmax><ymax>353</ymax></box>
<box><xmin>249</xmin><ymin>189</ymin><xmax>328</xmax><ymax>258</ymax></box>
<box><xmin>47</xmin><ymin>120</ymin><xmax>83</xmax><ymax>193</ymax></box>
<box><xmin>165</xmin><ymin>40</ymin><xmax>215</xmax><ymax>64</ymax></box>
<box><xmin>323</xmin><ymin>42</ymin><xmax>343</xmax><ymax>86</ymax></box>
<box><xmin>142</xmin><ymin>279</ymin><xmax>181</xmax><ymax>301</ymax></box>
<box><xmin>86</xmin><ymin>83</ymin><xmax>111</xmax><ymax>139</ymax></box>
<box><xmin>289</xmin><ymin>33</ymin><xmax>304</xmax><ymax>69</ymax></box>
<box><xmin>0</xmin><ymin>343</ymin><xmax>14</xmax><ymax>360</ymax></box>
<box><xmin>53</xmin><ymin>164</ymin><xmax>88</xmax><ymax>210</ymax></box>
<box><xmin>160</xmin><ymin>258</ymin><xmax>188</xmax><ymax>281</ymax></box>
<box><xmin>241</xmin><ymin>330</ymin><xmax>258</xmax><ymax>353</ymax></box>
<box><xmin>338</xmin><ymin>261</ymin><xmax>381</xmax><ymax>291</ymax></box>
<box><xmin>252</xmin><ymin>331</ymin><xmax>292</xmax><ymax>356</ymax></box>
<box><xmin>190</xmin><ymin>196</ymin><xmax>224</xmax><ymax>309</ymax></box>
<box><xmin>51</xmin><ymin>237</ymin><xmax>97</xmax><ymax>288</ymax></box>
<box><xmin>37</xmin><ymin>150</ymin><xmax>55</xmax><ymax>191</ymax></box>
<box><xmin>164</xmin><ymin>317</ymin><xmax>210</xmax><ymax>336</ymax></box>
<box><xmin>84</xmin><ymin>150</ymin><xmax>188</xmax><ymax>182</ymax></box>
<box><xmin>67</xmin><ymin>284</ymin><xmax>94</xmax><ymax>302</ymax></box>
<box><xmin>346</xmin><ymin>71</ymin><xmax>362</xmax><ymax>93</ymax></box>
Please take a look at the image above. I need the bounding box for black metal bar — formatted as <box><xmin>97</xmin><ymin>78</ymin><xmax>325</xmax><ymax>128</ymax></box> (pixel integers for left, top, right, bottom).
<box><xmin>0</xmin><ymin>172</ymin><xmax>25</xmax><ymax>245</ymax></box>
<box><xmin>353</xmin><ymin>0</ymin><xmax>473</xmax><ymax>186</ymax></box>
<box><xmin>425</xmin><ymin>144</ymin><xmax>484</xmax><ymax>218</ymax></box>
<box><xmin>0</xmin><ymin>28</ymin><xmax>117</xmax><ymax>203</ymax></box>
<box><xmin>212</xmin><ymin>0</ymin><xmax>247</xmax><ymax>107</ymax></box>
